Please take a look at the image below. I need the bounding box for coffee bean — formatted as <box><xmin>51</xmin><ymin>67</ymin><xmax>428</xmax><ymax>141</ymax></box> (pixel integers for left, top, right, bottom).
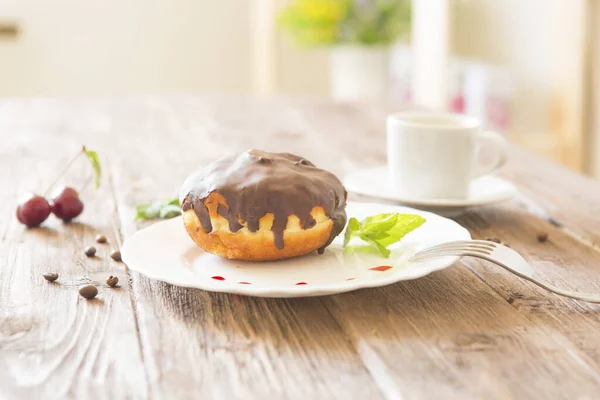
<box><xmin>256</xmin><ymin>156</ymin><xmax>272</xmax><ymax>164</ymax></box>
<box><xmin>78</xmin><ymin>284</ymin><xmax>98</xmax><ymax>299</ymax></box>
<box><xmin>106</xmin><ymin>275</ymin><xmax>119</xmax><ymax>288</ymax></box>
<box><xmin>486</xmin><ymin>237</ymin><xmax>501</xmax><ymax>244</ymax></box>
<box><xmin>43</xmin><ymin>272</ymin><xmax>59</xmax><ymax>282</ymax></box>
<box><xmin>295</xmin><ymin>158</ymin><xmax>311</xmax><ymax>166</ymax></box>
<box><xmin>110</xmin><ymin>250</ymin><xmax>121</xmax><ymax>262</ymax></box>
<box><xmin>84</xmin><ymin>246</ymin><xmax>96</xmax><ymax>257</ymax></box>
<box><xmin>95</xmin><ymin>234</ymin><xmax>107</xmax><ymax>244</ymax></box>
<box><xmin>537</xmin><ymin>232</ymin><xmax>548</xmax><ymax>243</ymax></box>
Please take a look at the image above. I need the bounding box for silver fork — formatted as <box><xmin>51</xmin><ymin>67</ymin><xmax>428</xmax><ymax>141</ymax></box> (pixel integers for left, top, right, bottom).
<box><xmin>409</xmin><ymin>240</ymin><xmax>600</xmax><ymax>303</ymax></box>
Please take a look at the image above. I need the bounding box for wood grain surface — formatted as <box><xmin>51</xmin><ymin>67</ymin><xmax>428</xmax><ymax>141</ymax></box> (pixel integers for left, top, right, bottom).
<box><xmin>1</xmin><ymin>95</ymin><xmax>600</xmax><ymax>400</ymax></box>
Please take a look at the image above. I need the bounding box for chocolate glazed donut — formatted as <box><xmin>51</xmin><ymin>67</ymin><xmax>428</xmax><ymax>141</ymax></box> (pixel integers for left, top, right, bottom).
<box><xmin>179</xmin><ymin>150</ymin><xmax>348</xmax><ymax>261</ymax></box>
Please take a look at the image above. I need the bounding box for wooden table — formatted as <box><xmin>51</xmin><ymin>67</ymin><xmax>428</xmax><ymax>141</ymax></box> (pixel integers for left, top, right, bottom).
<box><xmin>2</xmin><ymin>96</ymin><xmax>600</xmax><ymax>400</ymax></box>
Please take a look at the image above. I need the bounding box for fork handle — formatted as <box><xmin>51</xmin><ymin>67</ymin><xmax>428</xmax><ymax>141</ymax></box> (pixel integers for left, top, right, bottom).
<box><xmin>473</xmin><ymin>255</ymin><xmax>600</xmax><ymax>303</ymax></box>
<box><xmin>410</xmin><ymin>249</ymin><xmax>600</xmax><ymax>303</ymax></box>
<box><xmin>516</xmin><ymin>273</ymin><xmax>600</xmax><ymax>303</ymax></box>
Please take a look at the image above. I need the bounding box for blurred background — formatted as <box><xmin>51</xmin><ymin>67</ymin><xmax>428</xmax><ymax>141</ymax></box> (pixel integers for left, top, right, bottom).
<box><xmin>1</xmin><ymin>0</ymin><xmax>598</xmax><ymax>177</ymax></box>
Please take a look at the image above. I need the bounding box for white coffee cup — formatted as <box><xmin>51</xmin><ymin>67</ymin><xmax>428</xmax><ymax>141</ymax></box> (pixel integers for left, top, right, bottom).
<box><xmin>386</xmin><ymin>111</ymin><xmax>508</xmax><ymax>199</ymax></box>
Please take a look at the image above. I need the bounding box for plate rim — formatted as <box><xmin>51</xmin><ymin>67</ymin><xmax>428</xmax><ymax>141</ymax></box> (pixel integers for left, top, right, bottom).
<box><xmin>122</xmin><ymin>202</ymin><xmax>471</xmax><ymax>298</ymax></box>
<box><xmin>343</xmin><ymin>166</ymin><xmax>517</xmax><ymax>207</ymax></box>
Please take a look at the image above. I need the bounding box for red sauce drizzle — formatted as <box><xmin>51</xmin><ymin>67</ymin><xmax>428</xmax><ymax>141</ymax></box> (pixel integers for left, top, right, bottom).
<box><xmin>211</xmin><ymin>276</ymin><xmax>225</xmax><ymax>281</ymax></box>
<box><xmin>238</xmin><ymin>282</ymin><xmax>251</xmax><ymax>285</ymax></box>
<box><xmin>295</xmin><ymin>282</ymin><xmax>307</xmax><ymax>285</ymax></box>
<box><xmin>369</xmin><ymin>265</ymin><xmax>393</xmax><ymax>272</ymax></box>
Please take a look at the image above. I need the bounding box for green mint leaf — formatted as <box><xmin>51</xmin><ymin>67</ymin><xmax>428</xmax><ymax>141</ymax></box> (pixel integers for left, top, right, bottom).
<box><xmin>378</xmin><ymin>214</ymin><xmax>426</xmax><ymax>247</ymax></box>
<box><xmin>83</xmin><ymin>147</ymin><xmax>102</xmax><ymax>189</ymax></box>
<box><xmin>135</xmin><ymin>203</ymin><xmax>161</xmax><ymax>220</ymax></box>
<box><xmin>342</xmin><ymin>212</ymin><xmax>426</xmax><ymax>258</ymax></box>
<box><xmin>359</xmin><ymin>213</ymin><xmax>398</xmax><ymax>239</ymax></box>
<box><xmin>343</xmin><ymin>217</ymin><xmax>361</xmax><ymax>247</ymax></box>
<box><xmin>361</xmin><ymin>236</ymin><xmax>391</xmax><ymax>258</ymax></box>
<box><xmin>159</xmin><ymin>204</ymin><xmax>182</xmax><ymax>219</ymax></box>
<box><xmin>359</xmin><ymin>213</ymin><xmax>396</xmax><ymax>226</ymax></box>
<box><xmin>135</xmin><ymin>196</ymin><xmax>182</xmax><ymax>220</ymax></box>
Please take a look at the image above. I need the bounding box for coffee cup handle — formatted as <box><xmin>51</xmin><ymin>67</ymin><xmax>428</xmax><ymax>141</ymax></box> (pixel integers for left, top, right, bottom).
<box><xmin>472</xmin><ymin>131</ymin><xmax>509</xmax><ymax>179</ymax></box>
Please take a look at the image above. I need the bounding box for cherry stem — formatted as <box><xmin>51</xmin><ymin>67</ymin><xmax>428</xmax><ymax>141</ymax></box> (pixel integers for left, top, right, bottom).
<box><xmin>43</xmin><ymin>147</ymin><xmax>85</xmax><ymax>196</ymax></box>
<box><xmin>78</xmin><ymin>175</ymin><xmax>92</xmax><ymax>194</ymax></box>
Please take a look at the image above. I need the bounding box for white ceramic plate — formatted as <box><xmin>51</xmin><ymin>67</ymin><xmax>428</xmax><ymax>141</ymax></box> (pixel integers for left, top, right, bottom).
<box><xmin>344</xmin><ymin>167</ymin><xmax>517</xmax><ymax>216</ymax></box>
<box><xmin>121</xmin><ymin>202</ymin><xmax>470</xmax><ymax>298</ymax></box>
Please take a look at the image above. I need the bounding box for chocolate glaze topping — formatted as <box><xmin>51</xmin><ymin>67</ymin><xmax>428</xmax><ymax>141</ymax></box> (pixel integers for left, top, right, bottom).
<box><xmin>180</xmin><ymin>150</ymin><xmax>347</xmax><ymax>254</ymax></box>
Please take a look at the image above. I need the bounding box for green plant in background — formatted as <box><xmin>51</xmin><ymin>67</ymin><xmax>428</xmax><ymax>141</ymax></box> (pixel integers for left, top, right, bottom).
<box><xmin>278</xmin><ymin>0</ymin><xmax>411</xmax><ymax>47</ymax></box>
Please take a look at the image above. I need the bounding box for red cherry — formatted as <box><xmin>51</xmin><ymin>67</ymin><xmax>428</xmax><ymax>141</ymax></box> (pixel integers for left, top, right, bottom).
<box><xmin>50</xmin><ymin>187</ymin><xmax>84</xmax><ymax>222</ymax></box>
<box><xmin>16</xmin><ymin>194</ymin><xmax>51</xmax><ymax>227</ymax></box>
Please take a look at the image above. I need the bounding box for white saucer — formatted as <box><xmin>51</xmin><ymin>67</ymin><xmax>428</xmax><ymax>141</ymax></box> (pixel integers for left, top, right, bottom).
<box><xmin>121</xmin><ymin>202</ymin><xmax>470</xmax><ymax>298</ymax></box>
<box><xmin>344</xmin><ymin>167</ymin><xmax>517</xmax><ymax>216</ymax></box>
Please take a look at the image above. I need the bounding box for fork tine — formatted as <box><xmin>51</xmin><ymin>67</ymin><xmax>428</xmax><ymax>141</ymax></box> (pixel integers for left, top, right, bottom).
<box><xmin>409</xmin><ymin>240</ymin><xmax>498</xmax><ymax>263</ymax></box>
<box><xmin>409</xmin><ymin>250</ymin><xmax>480</xmax><ymax>262</ymax></box>
<box><xmin>416</xmin><ymin>243</ymin><xmax>495</xmax><ymax>253</ymax></box>
<box><xmin>468</xmin><ymin>240</ymin><xmax>500</xmax><ymax>246</ymax></box>
<box><xmin>425</xmin><ymin>240</ymin><xmax>496</xmax><ymax>251</ymax></box>
<box><xmin>413</xmin><ymin>243</ymin><xmax>494</xmax><ymax>258</ymax></box>
<box><xmin>413</xmin><ymin>240</ymin><xmax>495</xmax><ymax>253</ymax></box>
<box><xmin>410</xmin><ymin>249</ymin><xmax>495</xmax><ymax>262</ymax></box>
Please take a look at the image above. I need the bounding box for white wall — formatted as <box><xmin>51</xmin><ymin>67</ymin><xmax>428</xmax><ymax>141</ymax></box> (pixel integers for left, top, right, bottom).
<box><xmin>276</xmin><ymin>39</ymin><xmax>330</xmax><ymax>96</ymax></box>
<box><xmin>588</xmin><ymin>2</ymin><xmax>600</xmax><ymax>177</ymax></box>
<box><xmin>452</xmin><ymin>0</ymin><xmax>586</xmax><ymax>170</ymax></box>
<box><xmin>269</xmin><ymin>1</ymin><xmax>588</xmax><ymax>170</ymax></box>
<box><xmin>0</xmin><ymin>0</ymin><xmax>590</xmax><ymax>172</ymax></box>
<box><xmin>0</xmin><ymin>0</ymin><xmax>252</xmax><ymax>96</ymax></box>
